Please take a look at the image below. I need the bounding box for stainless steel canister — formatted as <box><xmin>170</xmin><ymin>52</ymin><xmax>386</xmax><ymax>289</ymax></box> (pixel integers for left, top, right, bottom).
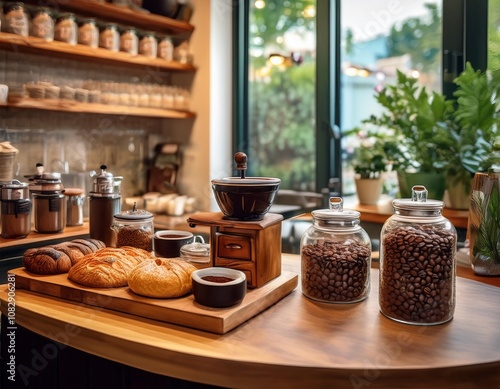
<box><xmin>89</xmin><ymin>164</ymin><xmax>123</xmax><ymax>246</ymax></box>
<box><xmin>65</xmin><ymin>187</ymin><xmax>85</xmax><ymax>226</ymax></box>
<box><xmin>1</xmin><ymin>180</ymin><xmax>31</xmax><ymax>239</ymax></box>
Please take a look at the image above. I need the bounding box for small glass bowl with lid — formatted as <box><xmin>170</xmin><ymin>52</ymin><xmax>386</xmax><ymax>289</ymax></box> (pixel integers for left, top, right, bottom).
<box><xmin>180</xmin><ymin>241</ymin><xmax>210</xmax><ymax>265</ymax></box>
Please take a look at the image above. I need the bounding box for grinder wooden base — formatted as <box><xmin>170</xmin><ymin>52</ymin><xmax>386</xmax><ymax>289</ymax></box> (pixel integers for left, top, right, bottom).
<box><xmin>187</xmin><ymin>212</ymin><xmax>283</xmax><ymax>288</ymax></box>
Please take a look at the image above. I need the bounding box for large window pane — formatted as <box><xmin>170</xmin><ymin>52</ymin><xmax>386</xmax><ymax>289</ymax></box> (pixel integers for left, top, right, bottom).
<box><xmin>247</xmin><ymin>0</ymin><xmax>316</xmax><ymax>191</ymax></box>
<box><xmin>340</xmin><ymin>1</ymin><xmax>442</xmax><ymax>196</ymax></box>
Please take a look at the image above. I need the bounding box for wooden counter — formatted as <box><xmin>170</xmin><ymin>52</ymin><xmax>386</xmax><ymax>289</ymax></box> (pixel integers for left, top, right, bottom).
<box><xmin>1</xmin><ymin>254</ymin><xmax>499</xmax><ymax>388</ymax></box>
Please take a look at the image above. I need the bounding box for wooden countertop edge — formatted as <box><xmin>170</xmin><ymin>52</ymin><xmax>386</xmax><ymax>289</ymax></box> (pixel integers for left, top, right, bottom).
<box><xmin>1</xmin><ymin>254</ymin><xmax>499</xmax><ymax>388</ymax></box>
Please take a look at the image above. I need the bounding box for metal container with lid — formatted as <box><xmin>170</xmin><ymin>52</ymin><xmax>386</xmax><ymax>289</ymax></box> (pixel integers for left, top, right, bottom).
<box><xmin>1</xmin><ymin>179</ymin><xmax>31</xmax><ymax>238</ymax></box>
<box><xmin>26</xmin><ymin>163</ymin><xmax>66</xmax><ymax>233</ymax></box>
<box><xmin>379</xmin><ymin>185</ymin><xmax>457</xmax><ymax>325</ymax></box>
<box><xmin>300</xmin><ymin>197</ymin><xmax>372</xmax><ymax>304</ymax></box>
<box><xmin>111</xmin><ymin>203</ymin><xmax>154</xmax><ymax>252</ymax></box>
<box><xmin>89</xmin><ymin>164</ymin><xmax>123</xmax><ymax>247</ymax></box>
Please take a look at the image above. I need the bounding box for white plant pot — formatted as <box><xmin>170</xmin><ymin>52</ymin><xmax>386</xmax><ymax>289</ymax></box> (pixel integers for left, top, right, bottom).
<box><xmin>355</xmin><ymin>177</ymin><xmax>383</xmax><ymax>205</ymax></box>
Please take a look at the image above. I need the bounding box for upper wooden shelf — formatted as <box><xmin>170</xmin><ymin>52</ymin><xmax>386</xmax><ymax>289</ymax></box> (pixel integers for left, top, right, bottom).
<box><xmin>0</xmin><ymin>33</ymin><xmax>196</xmax><ymax>72</ymax></box>
<box><xmin>1</xmin><ymin>98</ymin><xmax>196</xmax><ymax>120</ymax></box>
<box><xmin>22</xmin><ymin>0</ymin><xmax>194</xmax><ymax>38</ymax></box>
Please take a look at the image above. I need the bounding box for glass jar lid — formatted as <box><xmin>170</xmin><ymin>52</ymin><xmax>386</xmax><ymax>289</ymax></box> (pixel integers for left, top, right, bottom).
<box><xmin>312</xmin><ymin>197</ymin><xmax>360</xmax><ymax>226</ymax></box>
<box><xmin>392</xmin><ymin>185</ymin><xmax>444</xmax><ymax>212</ymax></box>
<box><xmin>180</xmin><ymin>242</ymin><xmax>210</xmax><ymax>263</ymax></box>
<box><xmin>114</xmin><ymin>202</ymin><xmax>153</xmax><ymax>221</ymax></box>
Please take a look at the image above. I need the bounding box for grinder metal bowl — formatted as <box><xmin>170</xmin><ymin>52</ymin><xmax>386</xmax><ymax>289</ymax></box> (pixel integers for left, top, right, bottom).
<box><xmin>211</xmin><ymin>152</ymin><xmax>280</xmax><ymax>221</ymax></box>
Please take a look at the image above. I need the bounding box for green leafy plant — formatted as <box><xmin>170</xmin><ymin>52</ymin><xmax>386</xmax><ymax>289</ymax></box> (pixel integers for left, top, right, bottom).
<box><xmin>363</xmin><ymin>70</ymin><xmax>456</xmax><ymax>173</ymax></box>
<box><xmin>452</xmin><ymin>63</ymin><xmax>500</xmax><ymax>174</ymax></box>
<box><xmin>344</xmin><ymin>126</ymin><xmax>398</xmax><ymax>179</ymax></box>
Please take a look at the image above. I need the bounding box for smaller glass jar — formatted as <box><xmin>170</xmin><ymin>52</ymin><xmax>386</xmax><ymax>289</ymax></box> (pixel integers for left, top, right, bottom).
<box><xmin>111</xmin><ymin>203</ymin><xmax>154</xmax><ymax>252</ymax></box>
<box><xmin>78</xmin><ymin>18</ymin><xmax>98</xmax><ymax>48</ymax></box>
<box><xmin>30</xmin><ymin>7</ymin><xmax>54</xmax><ymax>41</ymax></box>
<box><xmin>300</xmin><ymin>197</ymin><xmax>371</xmax><ymax>303</ymax></box>
<box><xmin>139</xmin><ymin>32</ymin><xmax>157</xmax><ymax>58</ymax></box>
<box><xmin>54</xmin><ymin>13</ymin><xmax>77</xmax><ymax>45</ymax></box>
<box><xmin>120</xmin><ymin>27</ymin><xmax>138</xmax><ymax>55</ymax></box>
<box><xmin>180</xmin><ymin>241</ymin><xmax>210</xmax><ymax>264</ymax></box>
<box><xmin>379</xmin><ymin>185</ymin><xmax>457</xmax><ymax>325</ymax></box>
<box><xmin>99</xmin><ymin>23</ymin><xmax>119</xmax><ymax>52</ymax></box>
<box><xmin>158</xmin><ymin>35</ymin><xmax>174</xmax><ymax>61</ymax></box>
<box><xmin>3</xmin><ymin>2</ymin><xmax>29</xmax><ymax>36</ymax></box>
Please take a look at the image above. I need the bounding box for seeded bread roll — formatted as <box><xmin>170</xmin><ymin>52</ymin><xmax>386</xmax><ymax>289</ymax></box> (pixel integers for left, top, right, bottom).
<box><xmin>128</xmin><ymin>258</ymin><xmax>196</xmax><ymax>298</ymax></box>
<box><xmin>23</xmin><ymin>247</ymin><xmax>72</xmax><ymax>275</ymax></box>
<box><xmin>68</xmin><ymin>247</ymin><xmax>153</xmax><ymax>288</ymax></box>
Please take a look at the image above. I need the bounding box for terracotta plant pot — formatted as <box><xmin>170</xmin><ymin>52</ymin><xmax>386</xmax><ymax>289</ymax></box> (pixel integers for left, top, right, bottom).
<box><xmin>355</xmin><ymin>177</ymin><xmax>383</xmax><ymax>205</ymax></box>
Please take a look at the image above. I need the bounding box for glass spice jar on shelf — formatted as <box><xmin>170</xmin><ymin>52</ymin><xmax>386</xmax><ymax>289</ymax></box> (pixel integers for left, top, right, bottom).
<box><xmin>78</xmin><ymin>18</ymin><xmax>99</xmax><ymax>48</ymax></box>
<box><xmin>139</xmin><ymin>32</ymin><xmax>157</xmax><ymax>58</ymax></box>
<box><xmin>379</xmin><ymin>185</ymin><xmax>457</xmax><ymax>325</ymax></box>
<box><xmin>54</xmin><ymin>13</ymin><xmax>77</xmax><ymax>45</ymax></box>
<box><xmin>300</xmin><ymin>197</ymin><xmax>372</xmax><ymax>303</ymax></box>
<box><xmin>111</xmin><ymin>203</ymin><xmax>154</xmax><ymax>252</ymax></box>
<box><xmin>3</xmin><ymin>2</ymin><xmax>29</xmax><ymax>36</ymax></box>
<box><xmin>158</xmin><ymin>35</ymin><xmax>174</xmax><ymax>61</ymax></box>
<box><xmin>30</xmin><ymin>7</ymin><xmax>54</xmax><ymax>41</ymax></box>
<box><xmin>99</xmin><ymin>23</ymin><xmax>119</xmax><ymax>52</ymax></box>
<box><xmin>120</xmin><ymin>27</ymin><xmax>138</xmax><ymax>56</ymax></box>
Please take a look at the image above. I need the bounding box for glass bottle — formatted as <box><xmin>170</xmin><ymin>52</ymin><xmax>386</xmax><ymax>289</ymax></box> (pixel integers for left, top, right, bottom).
<box><xmin>111</xmin><ymin>203</ymin><xmax>154</xmax><ymax>252</ymax></box>
<box><xmin>380</xmin><ymin>185</ymin><xmax>457</xmax><ymax>325</ymax></box>
<box><xmin>300</xmin><ymin>197</ymin><xmax>371</xmax><ymax>303</ymax></box>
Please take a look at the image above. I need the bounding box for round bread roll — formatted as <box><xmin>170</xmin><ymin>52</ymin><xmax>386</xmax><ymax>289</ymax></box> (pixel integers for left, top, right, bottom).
<box><xmin>68</xmin><ymin>247</ymin><xmax>151</xmax><ymax>288</ymax></box>
<box><xmin>23</xmin><ymin>247</ymin><xmax>72</xmax><ymax>275</ymax></box>
<box><xmin>128</xmin><ymin>258</ymin><xmax>197</xmax><ymax>298</ymax></box>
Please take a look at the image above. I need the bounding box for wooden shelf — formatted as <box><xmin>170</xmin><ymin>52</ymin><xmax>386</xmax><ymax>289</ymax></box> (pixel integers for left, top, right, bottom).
<box><xmin>1</xmin><ymin>98</ymin><xmax>196</xmax><ymax>119</ymax></box>
<box><xmin>0</xmin><ymin>33</ymin><xmax>196</xmax><ymax>72</ymax></box>
<box><xmin>22</xmin><ymin>0</ymin><xmax>194</xmax><ymax>38</ymax></box>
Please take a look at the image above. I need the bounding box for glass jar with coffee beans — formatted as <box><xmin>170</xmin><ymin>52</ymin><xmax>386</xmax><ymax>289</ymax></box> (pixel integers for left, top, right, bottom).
<box><xmin>111</xmin><ymin>203</ymin><xmax>154</xmax><ymax>252</ymax></box>
<box><xmin>300</xmin><ymin>197</ymin><xmax>371</xmax><ymax>303</ymax></box>
<box><xmin>379</xmin><ymin>185</ymin><xmax>457</xmax><ymax>325</ymax></box>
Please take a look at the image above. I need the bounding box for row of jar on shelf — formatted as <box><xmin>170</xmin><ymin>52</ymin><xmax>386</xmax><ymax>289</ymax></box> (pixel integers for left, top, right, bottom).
<box><xmin>0</xmin><ymin>2</ymin><xmax>193</xmax><ymax>63</ymax></box>
<box><xmin>12</xmin><ymin>80</ymin><xmax>191</xmax><ymax>110</ymax></box>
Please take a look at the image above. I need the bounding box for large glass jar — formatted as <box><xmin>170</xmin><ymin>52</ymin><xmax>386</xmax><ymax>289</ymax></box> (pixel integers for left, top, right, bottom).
<box><xmin>120</xmin><ymin>27</ymin><xmax>138</xmax><ymax>55</ymax></box>
<box><xmin>78</xmin><ymin>18</ymin><xmax>98</xmax><ymax>48</ymax></box>
<box><xmin>30</xmin><ymin>7</ymin><xmax>54</xmax><ymax>41</ymax></box>
<box><xmin>111</xmin><ymin>203</ymin><xmax>153</xmax><ymax>252</ymax></box>
<box><xmin>380</xmin><ymin>185</ymin><xmax>457</xmax><ymax>325</ymax></box>
<box><xmin>99</xmin><ymin>23</ymin><xmax>119</xmax><ymax>52</ymax></box>
<box><xmin>3</xmin><ymin>2</ymin><xmax>29</xmax><ymax>36</ymax></box>
<box><xmin>300</xmin><ymin>197</ymin><xmax>371</xmax><ymax>303</ymax></box>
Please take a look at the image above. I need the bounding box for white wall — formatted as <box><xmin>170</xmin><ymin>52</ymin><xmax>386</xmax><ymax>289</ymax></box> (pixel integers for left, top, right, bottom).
<box><xmin>177</xmin><ymin>0</ymin><xmax>234</xmax><ymax>212</ymax></box>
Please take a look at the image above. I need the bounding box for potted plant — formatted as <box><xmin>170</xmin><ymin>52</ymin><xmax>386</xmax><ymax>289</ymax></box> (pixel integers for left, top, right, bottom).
<box><xmin>344</xmin><ymin>126</ymin><xmax>397</xmax><ymax>205</ymax></box>
<box><xmin>363</xmin><ymin>70</ymin><xmax>456</xmax><ymax>200</ymax></box>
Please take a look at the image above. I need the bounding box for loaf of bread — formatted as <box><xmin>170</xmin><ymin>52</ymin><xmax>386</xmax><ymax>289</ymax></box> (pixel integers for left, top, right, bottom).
<box><xmin>23</xmin><ymin>238</ymin><xmax>105</xmax><ymax>275</ymax></box>
<box><xmin>128</xmin><ymin>258</ymin><xmax>196</xmax><ymax>298</ymax></box>
<box><xmin>68</xmin><ymin>247</ymin><xmax>153</xmax><ymax>288</ymax></box>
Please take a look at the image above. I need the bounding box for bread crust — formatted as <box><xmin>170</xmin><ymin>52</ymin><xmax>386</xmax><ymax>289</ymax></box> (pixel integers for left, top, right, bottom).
<box><xmin>128</xmin><ymin>258</ymin><xmax>196</xmax><ymax>298</ymax></box>
<box><xmin>68</xmin><ymin>247</ymin><xmax>153</xmax><ymax>288</ymax></box>
<box><xmin>23</xmin><ymin>247</ymin><xmax>72</xmax><ymax>275</ymax></box>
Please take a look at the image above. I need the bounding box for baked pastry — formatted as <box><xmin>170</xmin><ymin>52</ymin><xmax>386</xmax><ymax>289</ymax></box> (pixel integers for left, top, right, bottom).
<box><xmin>128</xmin><ymin>258</ymin><xmax>196</xmax><ymax>298</ymax></box>
<box><xmin>23</xmin><ymin>247</ymin><xmax>72</xmax><ymax>275</ymax></box>
<box><xmin>68</xmin><ymin>247</ymin><xmax>153</xmax><ymax>288</ymax></box>
<box><xmin>22</xmin><ymin>238</ymin><xmax>106</xmax><ymax>274</ymax></box>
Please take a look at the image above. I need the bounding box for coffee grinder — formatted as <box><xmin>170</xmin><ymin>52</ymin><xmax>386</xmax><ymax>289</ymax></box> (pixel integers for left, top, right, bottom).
<box><xmin>187</xmin><ymin>153</ymin><xmax>283</xmax><ymax>288</ymax></box>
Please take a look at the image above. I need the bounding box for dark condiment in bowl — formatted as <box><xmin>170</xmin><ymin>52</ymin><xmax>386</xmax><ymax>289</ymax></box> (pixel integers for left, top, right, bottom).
<box><xmin>201</xmin><ymin>275</ymin><xmax>234</xmax><ymax>283</ymax></box>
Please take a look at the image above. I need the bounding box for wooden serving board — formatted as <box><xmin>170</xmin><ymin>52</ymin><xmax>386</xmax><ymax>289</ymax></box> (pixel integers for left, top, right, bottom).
<box><xmin>8</xmin><ymin>267</ymin><xmax>298</xmax><ymax>334</ymax></box>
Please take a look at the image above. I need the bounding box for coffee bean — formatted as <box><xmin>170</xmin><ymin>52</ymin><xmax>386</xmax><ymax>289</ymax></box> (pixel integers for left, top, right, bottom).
<box><xmin>380</xmin><ymin>225</ymin><xmax>455</xmax><ymax>324</ymax></box>
<box><xmin>301</xmin><ymin>240</ymin><xmax>371</xmax><ymax>303</ymax></box>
